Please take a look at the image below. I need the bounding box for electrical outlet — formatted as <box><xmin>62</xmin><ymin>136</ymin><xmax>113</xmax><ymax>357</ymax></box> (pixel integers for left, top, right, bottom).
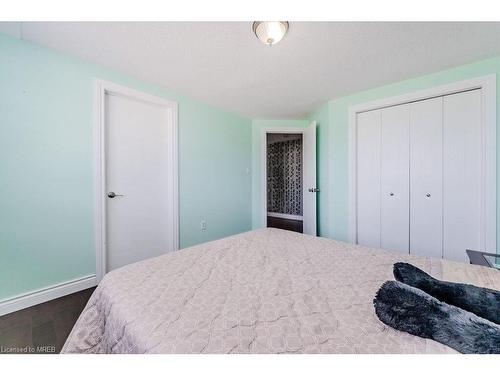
<box><xmin>200</xmin><ymin>220</ymin><xmax>207</xmax><ymax>231</ymax></box>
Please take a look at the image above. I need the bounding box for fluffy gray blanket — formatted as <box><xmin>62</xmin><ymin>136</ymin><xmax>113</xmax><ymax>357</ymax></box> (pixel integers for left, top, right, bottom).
<box><xmin>393</xmin><ymin>262</ymin><xmax>500</xmax><ymax>324</ymax></box>
<box><xmin>374</xmin><ymin>263</ymin><xmax>500</xmax><ymax>354</ymax></box>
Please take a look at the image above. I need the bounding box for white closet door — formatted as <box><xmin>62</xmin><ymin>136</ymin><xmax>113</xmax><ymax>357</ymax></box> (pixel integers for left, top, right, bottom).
<box><xmin>356</xmin><ymin>110</ymin><xmax>381</xmax><ymax>248</ymax></box>
<box><xmin>409</xmin><ymin>97</ymin><xmax>443</xmax><ymax>258</ymax></box>
<box><xmin>380</xmin><ymin>105</ymin><xmax>410</xmax><ymax>253</ymax></box>
<box><xmin>443</xmin><ymin>90</ymin><xmax>482</xmax><ymax>262</ymax></box>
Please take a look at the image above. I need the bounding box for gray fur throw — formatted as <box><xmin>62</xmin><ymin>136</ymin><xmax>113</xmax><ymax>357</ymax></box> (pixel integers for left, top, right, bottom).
<box><xmin>393</xmin><ymin>262</ymin><xmax>500</xmax><ymax>324</ymax></box>
<box><xmin>374</xmin><ymin>280</ymin><xmax>500</xmax><ymax>354</ymax></box>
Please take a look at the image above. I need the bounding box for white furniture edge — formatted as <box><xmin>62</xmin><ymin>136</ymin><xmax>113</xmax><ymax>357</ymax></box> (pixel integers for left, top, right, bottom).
<box><xmin>267</xmin><ymin>212</ymin><xmax>304</xmax><ymax>221</ymax></box>
<box><xmin>0</xmin><ymin>275</ymin><xmax>96</xmax><ymax>317</ymax></box>
<box><xmin>348</xmin><ymin>74</ymin><xmax>497</xmax><ymax>254</ymax></box>
<box><xmin>260</xmin><ymin>126</ymin><xmax>311</xmax><ymax>229</ymax></box>
<box><xmin>94</xmin><ymin>79</ymin><xmax>179</xmax><ymax>283</ymax></box>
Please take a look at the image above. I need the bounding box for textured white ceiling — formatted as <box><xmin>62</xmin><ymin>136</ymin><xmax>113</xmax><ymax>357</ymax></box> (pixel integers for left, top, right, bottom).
<box><xmin>2</xmin><ymin>22</ymin><xmax>500</xmax><ymax>118</ymax></box>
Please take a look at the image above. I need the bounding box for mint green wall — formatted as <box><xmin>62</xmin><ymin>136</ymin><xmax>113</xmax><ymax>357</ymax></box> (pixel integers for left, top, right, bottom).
<box><xmin>0</xmin><ymin>34</ymin><xmax>252</xmax><ymax>301</ymax></box>
<box><xmin>2</xmin><ymin>31</ymin><xmax>500</xmax><ymax>303</ymax></box>
<box><xmin>324</xmin><ymin>57</ymin><xmax>500</xmax><ymax>254</ymax></box>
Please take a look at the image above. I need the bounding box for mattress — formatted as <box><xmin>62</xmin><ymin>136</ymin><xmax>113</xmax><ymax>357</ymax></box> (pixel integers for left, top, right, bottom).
<box><xmin>62</xmin><ymin>228</ymin><xmax>500</xmax><ymax>354</ymax></box>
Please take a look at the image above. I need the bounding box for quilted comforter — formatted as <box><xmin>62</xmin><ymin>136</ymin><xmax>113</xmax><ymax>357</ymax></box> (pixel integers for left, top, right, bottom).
<box><xmin>62</xmin><ymin>228</ymin><xmax>500</xmax><ymax>354</ymax></box>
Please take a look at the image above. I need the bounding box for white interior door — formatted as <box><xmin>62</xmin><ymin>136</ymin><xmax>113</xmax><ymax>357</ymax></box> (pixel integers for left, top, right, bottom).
<box><xmin>380</xmin><ymin>104</ymin><xmax>410</xmax><ymax>253</ymax></box>
<box><xmin>356</xmin><ymin>110</ymin><xmax>381</xmax><ymax>248</ymax></box>
<box><xmin>443</xmin><ymin>90</ymin><xmax>482</xmax><ymax>262</ymax></box>
<box><xmin>303</xmin><ymin>122</ymin><xmax>317</xmax><ymax>236</ymax></box>
<box><xmin>409</xmin><ymin>97</ymin><xmax>443</xmax><ymax>259</ymax></box>
<box><xmin>105</xmin><ymin>92</ymin><xmax>176</xmax><ymax>272</ymax></box>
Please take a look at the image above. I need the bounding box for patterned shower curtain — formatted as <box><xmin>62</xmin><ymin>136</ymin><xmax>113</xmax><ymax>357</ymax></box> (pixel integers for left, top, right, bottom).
<box><xmin>267</xmin><ymin>139</ymin><xmax>302</xmax><ymax>216</ymax></box>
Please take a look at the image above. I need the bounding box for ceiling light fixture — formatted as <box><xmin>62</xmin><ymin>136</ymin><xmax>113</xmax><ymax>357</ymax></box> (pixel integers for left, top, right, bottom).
<box><xmin>252</xmin><ymin>21</ymin><xmax>289</xmax><ymax>46</ymax></box>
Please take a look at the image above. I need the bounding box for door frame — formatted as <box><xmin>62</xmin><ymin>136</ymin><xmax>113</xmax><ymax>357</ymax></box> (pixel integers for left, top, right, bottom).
<box><xmin>348</xmin><ymin>74</ymin><xmax>496</xmax><ymax>253</ymax></box>
<box><xmin>94</xmin><ymin>79</ymin><xmax>179</xmax><ymax>282</ymax></box>
<box><xmin>260</xmin><ymin>124</ymin><xmax>315</xmax><ymax>230</ymax></box>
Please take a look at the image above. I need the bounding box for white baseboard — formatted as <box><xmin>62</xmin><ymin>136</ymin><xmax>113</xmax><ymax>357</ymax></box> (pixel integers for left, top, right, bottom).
<box><xmin>267</xmin><ymin>212</ymin><xmax>304</xmax><ymax>221</ymax></box>
<box><xmin>0</xmin><ymin>274</ymin><xmax>97</xmax><ymax>316</ymax></box>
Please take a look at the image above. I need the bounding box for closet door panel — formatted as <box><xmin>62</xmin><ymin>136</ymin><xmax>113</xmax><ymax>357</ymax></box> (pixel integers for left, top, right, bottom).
<box><xmin>409</xmin><ymin>97</ymin><xmax>443</xmax><ymax>258</ymax></box>
<box><xmin>443</xmin><ymin>90</ymin><xmax>482</xmax><ymax>262</ymax></box>
<box><xmin>356</xmin><ymin>110</ymin><xmax>381</xmax><ymax>248</ymax></box>
<box><xmin>380</xmin><ymin>105</ymin><xmax>410</xmax><ymax>253</ymax></box>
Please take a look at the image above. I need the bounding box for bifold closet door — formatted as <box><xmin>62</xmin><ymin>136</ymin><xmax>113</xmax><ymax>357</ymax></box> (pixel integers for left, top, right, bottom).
<box><xmin>356</xmin><ymin>110</ymin><xmax>381</xmax><ymax>248</ymax></box>
<box><xmin>380</xmin><ymin>105</ymin><xmax>410</xmax><ymax>253</ymax></box>
<box><xmin>443</xmin><ymin>90</ymin><xmax>482</xmax><ymax>262</ymax></box>
<box><xmin>409</xmin><ymin>97</ymin><xmax>443</xmax><ymax>258</ymax></box>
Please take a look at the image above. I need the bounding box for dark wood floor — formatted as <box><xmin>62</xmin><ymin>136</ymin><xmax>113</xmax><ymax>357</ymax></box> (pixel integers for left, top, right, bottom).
<box><xmin>0</xmin><ymin>287</ymin><xmax>95</xmax><ymax>354</ymax></box>
<box><xmin>267</xmin><ymin>216</ymin><xmax>303</xmax><ymax>233</ymax></box>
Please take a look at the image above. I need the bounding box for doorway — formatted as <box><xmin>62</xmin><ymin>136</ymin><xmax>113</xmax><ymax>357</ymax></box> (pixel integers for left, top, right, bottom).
<box><xmin>94</xmin><ymin>80</ymin><xmax>179</xmax><ymax>281</ymax></box>
<box><xmin>266</xmin><ymin>133</ymin><xmax>304</xmax><ymax>233</ymax></box>
<box><xmin>261</xmin><ymin>122</ymin><xmax>317</xmax><ymax>235</ymax></box>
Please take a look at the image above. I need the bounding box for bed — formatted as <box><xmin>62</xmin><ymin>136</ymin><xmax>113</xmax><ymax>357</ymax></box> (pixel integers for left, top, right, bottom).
<box><xmin>62</xmin><ymin>228</ymin><xmax>500</xmax><ymax>354</ymax></box>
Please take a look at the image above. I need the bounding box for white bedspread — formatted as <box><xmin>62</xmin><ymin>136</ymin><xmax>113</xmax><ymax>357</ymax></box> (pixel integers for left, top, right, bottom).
<box><xmin>62</xmin><ymin>228</ymin><xmax>500</xmax><ymax>353</ymax></box>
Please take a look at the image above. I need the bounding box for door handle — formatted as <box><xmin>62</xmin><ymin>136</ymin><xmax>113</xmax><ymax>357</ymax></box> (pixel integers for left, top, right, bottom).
<box><xmin>308</xmin><ymin>188</ymin><xmax>320</xmax><ymax>193</ymax></box>
<box><xmin>107</xmin><ymin>192</ymin><xmax>124</xmax><ymax>198</ymax></box>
